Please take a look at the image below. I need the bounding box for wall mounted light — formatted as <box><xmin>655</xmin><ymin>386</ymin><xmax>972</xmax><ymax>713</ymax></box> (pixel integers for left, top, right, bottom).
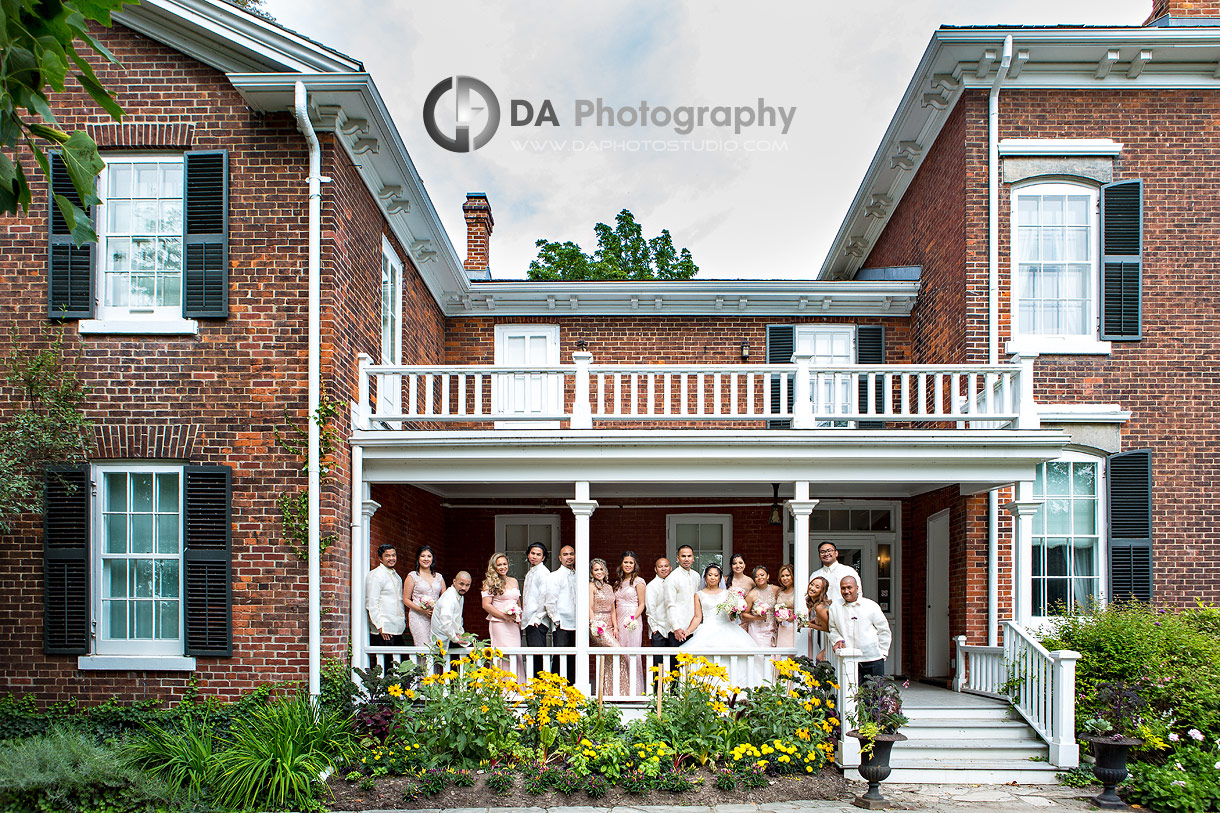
<box><xmin>741</xmin><ymin>339</ymin><xmax>750</xmax><ymax>360</ymax></box>
<box><xmin>768</xmin><ymin>483</ymin><xmax>783</xmax><ymax>525</ymax></box>
<box><xmin>575</xmin><ymin>339</ymin><xmax>588</xmax><ymax>351</ymax></box>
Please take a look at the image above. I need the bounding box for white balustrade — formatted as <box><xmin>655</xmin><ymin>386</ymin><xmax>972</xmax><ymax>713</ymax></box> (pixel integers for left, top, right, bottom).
<box><xmin>355</xmin><ymin>354</ymin><xmax>1033</xmax><ymax>430</ymax></box>
<box><xmin>952</xmin><ymin>624</ymin><xmax>1081</xmax><ymax>767</ymax></box>
<box><xmin>829</xmin><ymin>646</ymin><xmax>863</xmax><ymax>769</ymax></box>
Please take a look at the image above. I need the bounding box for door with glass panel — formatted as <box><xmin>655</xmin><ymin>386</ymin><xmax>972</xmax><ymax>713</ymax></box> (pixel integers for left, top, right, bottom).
<box><xmin>794</xmin><ymin>325</ymin><xmax>855</xmax><ymax>425</ymax></box>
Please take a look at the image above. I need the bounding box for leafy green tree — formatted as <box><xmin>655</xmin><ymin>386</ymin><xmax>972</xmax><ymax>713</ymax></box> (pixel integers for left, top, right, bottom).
<box><xmin>0</xmin><ymin>326</ymin><xmax>92</xmax><ymax>532</ymax></box>
<box><xmin>1</xmin><ymin>0</ymin><xmax>134</xmax><ymax>245</ymax></box>
<box><xmin>528</xmin><ymin>209</ymin><xmax>698</xmax><ymax>281</ymax></box>
<box><xmin>225</xmin><ymin>0</ymin><xmax>274</xmax><ymax>22</ymax></box>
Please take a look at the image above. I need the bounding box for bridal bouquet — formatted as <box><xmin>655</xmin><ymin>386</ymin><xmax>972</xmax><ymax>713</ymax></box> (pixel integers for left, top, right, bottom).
<box><xmin>504</xmin><ymin>605</ymin><xmax>521</xmax><ymax>622</ymax></box>
<box><xmin>623</xmin><ymin>615</ymin><xmax>640</xmax><ymax>632</ymax></box>
<box><xmin>419</xmin><ymin>598</ymin><xmax>436</xmax><ymax>612</ymax></box>
<box><xmin>590</xmin><ymin>619</ymin><xmax>608</xmax><ymax>638</ymax></box>
<box><xmin>775</xmin><ymin>606</ymin><xmax>795</xmax><ymax>626</ymax></box>
<box><xmin>717</xmin><ymin>590</ymin><xmax>748</xmax><ymax>622</ymax></box>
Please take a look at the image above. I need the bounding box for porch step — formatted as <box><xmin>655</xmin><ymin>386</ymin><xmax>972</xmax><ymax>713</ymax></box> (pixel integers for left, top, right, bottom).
<box><xmin>902</xmin><ymin>719</ymin><xmax>1038</xmax><ymax>740</ymax></box>
<box><xmin>845</xmin><ymin>761</ymin><xmax>1060</xmax><ymax>785</ymax></box>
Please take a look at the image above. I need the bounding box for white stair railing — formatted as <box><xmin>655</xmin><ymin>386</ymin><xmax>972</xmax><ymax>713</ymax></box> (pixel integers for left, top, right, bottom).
<box><xmin>829</xmin><ymin>646</ymin><xmax>863</xmax><ymax>769</ymax></box>
<box><xmin>952</xmin><ymin>624</ymin><xmax>1081</xmax><ymax>768</ymax></box>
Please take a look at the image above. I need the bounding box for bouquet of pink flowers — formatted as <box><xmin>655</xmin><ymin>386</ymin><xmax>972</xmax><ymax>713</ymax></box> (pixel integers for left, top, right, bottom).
<box><xmin>623</xmin><ymin>615</ymin><xmax>640</xmax><ymax>632</ymax></box>
<box><xmin>751</xmin><ymin>601</ymin><xmax>770</xmax><ymax>617</ymax></box>
<box><xmin>590</xmin><ymin>619</ymin><xmax>608</xmax><ymax>638</ymax></box>
<box><xmin>504</xmin><ymin>605</ymin><xmax>521</xmax><ymax>622</ymax></box>
<box><xmin>717</xmin><ymin>590</ymin><xmax>748</xmax><ymax>622</ymax></box>
<box><xmin>419</xmin><ymin>598</ymin><xmax>435</xmax><ymax>612</ymax></box>
<box><xmin>775</xmin><ymin>606</ymin><xmax>795</xmax><ymax>626</ymax></box>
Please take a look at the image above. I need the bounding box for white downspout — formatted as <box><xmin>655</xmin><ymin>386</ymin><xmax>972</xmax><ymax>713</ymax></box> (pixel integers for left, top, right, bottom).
<box><xmin>987</xmin><ymin>37</ymin><xmax>1013</xmax><ymax>648</ymax></box>
<box><xmin>294</xmin><ymin>81</ymin><xmax>323</xmax><ymax>697</ymax></box>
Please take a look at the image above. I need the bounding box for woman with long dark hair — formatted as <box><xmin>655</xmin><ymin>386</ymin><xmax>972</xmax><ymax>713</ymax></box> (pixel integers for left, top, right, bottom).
<box><xmin>614</xmin><ymin>551</ymin><xmax>647</xmax><ymax>692</ymax></box>
<box><xmin>402</xmin><ymin>545</ymin><xmax>445</xmax><ymax>647</ymax></box>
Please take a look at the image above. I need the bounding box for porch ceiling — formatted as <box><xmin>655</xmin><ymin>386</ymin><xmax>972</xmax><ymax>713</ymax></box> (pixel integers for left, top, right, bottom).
<box><xmin>355</xmin><ymin>429</ymin><xmax>1070</xmax><ymax>498</ymax></box>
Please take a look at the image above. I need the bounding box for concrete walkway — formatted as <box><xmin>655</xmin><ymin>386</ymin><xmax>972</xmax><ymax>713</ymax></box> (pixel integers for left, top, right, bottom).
<box><xmin>341</xmin><ymin>785</ymin><xmax>1103</xmax><ymax>813</ymax></box>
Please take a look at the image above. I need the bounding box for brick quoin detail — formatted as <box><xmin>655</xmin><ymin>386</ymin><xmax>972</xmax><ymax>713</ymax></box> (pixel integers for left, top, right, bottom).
<box><xmin>86</xmin><ymin>122</ymin><xmax>195</xmax><ymax>149</ymax></box>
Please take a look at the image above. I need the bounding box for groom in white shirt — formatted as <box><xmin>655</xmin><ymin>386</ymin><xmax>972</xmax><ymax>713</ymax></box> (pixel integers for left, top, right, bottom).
<box><xmin>664</xmin><ymin>545</ymin><xmax>702</xmax><ymax>644</ymax></box>
<box><xmin>366</xmin><ymin>543</ymin><xmax>405</xmax><ymax>674</ymax></box>
<box><xmin>829</xmin><ymin>575</ymin><xmax>892</xmax><ymax>680</ymax></box>
<box><xmin>521</xmin><ymin>542</ymin><xmax>551</xmax><ymax>678</ymax></box>
<box><xmin>544</xmin><ymin>544</ymin><xmax>577</xmax><ymax>681</ymax></box>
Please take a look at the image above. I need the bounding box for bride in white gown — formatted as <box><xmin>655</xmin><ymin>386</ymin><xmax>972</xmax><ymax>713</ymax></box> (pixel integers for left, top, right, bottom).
<box><xmin>679</xmin><ymin>564</ymin><xmax>763</xmax><ymax>686</ymax></box>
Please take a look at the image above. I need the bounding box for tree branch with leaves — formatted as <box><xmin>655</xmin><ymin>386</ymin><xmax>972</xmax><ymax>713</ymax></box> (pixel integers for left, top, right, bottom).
<box><xmin>1</xmin><ymin>0</ymin><xmax>135</xmax><ymax>245</ymax></box>
<box><xmin>528</xmin><ymin>209</ymin><xmax>698</xmax><ymax>281</ymax></box>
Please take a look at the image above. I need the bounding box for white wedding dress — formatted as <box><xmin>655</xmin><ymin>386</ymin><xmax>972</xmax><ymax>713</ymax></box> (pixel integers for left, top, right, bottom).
<box><xmin>681</xmin><ymin>590</ymin><xmax>765</xmax><ymax>687</ymax></box>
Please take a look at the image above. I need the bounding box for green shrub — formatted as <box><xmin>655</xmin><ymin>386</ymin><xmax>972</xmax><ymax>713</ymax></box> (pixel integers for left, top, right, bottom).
<box><xmin>449</xmin><ymin>767</ymin><xmax>475</xmax><ymax>787</ymax></box>
<box><xmin>620</xmin><ymin>768</ymin><xmax>652</xmax><ymax>794</ymax></box>
<box><xmin>1056</xmin><ymin>764</ymin><xmax>1097</xmax><ymax>788</ymax></box>
<box><xmin>715</xmin><ymin>767</ymin><xmax>738</xmax><ymax>790</ymax></box>
<box><xmin>417</xmin><ymin>766</ymin><xmax>447</xmax><ymax>796</ymax></box>
<box><xmin>1037</xmin><ymin>602</ymin><xmax>1220</xmax><ymax>740</ymax></box>
<box><xmin>121</xmin><ymin>712</ymin><xmax>219</xmax><ymax>799</ymax></box>
<box><xmin>522</xmin><ymin>769</ymin><xmax>549</xmax><ymax>795</ymax></box>
<box><xmin>1127</xmin><ymin>739</ymin><xmax>1220</xmax><ymax>813</ymax></box>
<box><xmin>213</xmin><ymin>692</ymin><xmax>354</xmax><ymax>811</ymax></box>
<box><xmin>486</xmin><ymin>766</ymin><xmax>514</xmax><ymax>795</ymax></box>
<box><xmin>548</xmin><ymin>766</ymin><xmax>580</xmax><ymax>794</ymax></box>
<box><xmin>584</xmin><ymin>773</ymin><xmax>609</xmax><ymax>798</ymax></box>
<box><xmin>0</xmin><ymin>727</ymin><xmax>179</xmax><ymax>813</ymax></box>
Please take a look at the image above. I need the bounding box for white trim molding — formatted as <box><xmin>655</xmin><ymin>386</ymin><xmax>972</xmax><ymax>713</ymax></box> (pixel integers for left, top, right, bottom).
<box><xmin>1006</xmin><ymin>336</ymin><xmax>1112</xmax><ymax>356</ymax></box>
<box><xmin>998</xmin><ymin>138</ymin><xmax>1123</xmax><ymax>156</ymax></box>
<box><xmin>1038</xmin><ymin>403</ymin><xmax>1132</xmax><ymax>424</ymax></box>
<box><xmin>78</xmin><ymin>655</ymin><xmax>197</xmax><ymax>671</ymax></box>
<box><xmin>79</xmin><ymin>319</ymin><xmax>199</xmax><ymax>335</ymax></box>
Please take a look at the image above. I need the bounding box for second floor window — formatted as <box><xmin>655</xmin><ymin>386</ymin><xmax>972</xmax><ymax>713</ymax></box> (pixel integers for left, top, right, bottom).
<box><xmin>378</xmin><ymin>238</ymin><xmax>403</xmax><ymax>416</ymax></box>
<box><xmin>99</xmin><ymin>156</ymin><xmax>184</xmax><ymax>320</ymax></box>
<box><xmin>1012</xmin><ymin>182</ymin><xmax>1098</xmax><ymax>340</ymax></box>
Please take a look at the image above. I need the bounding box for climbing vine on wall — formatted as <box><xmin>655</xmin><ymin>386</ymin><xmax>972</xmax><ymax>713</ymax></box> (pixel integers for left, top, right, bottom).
<box><xmin>276</xmin><ymin>390</ymin><xmax>340</xmax><ymax>560</ymax></box>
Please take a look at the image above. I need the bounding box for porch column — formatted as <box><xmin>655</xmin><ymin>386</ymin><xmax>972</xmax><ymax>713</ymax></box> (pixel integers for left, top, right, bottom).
<box><xmin>1005</xmin><ymin>481</ymin><xmax>1039</xmax><ymax>629</ymax></box>
<box><xmin>786</xmin><ymin>481</ymin><xmax>818</xmax><ymax>658</ymax></box>
<box><xmin>567</xmin><ymin>481</ymin><xmax>598</xmax><ymax>693</ymax></box>
<box><xmin>350</xmin><ymin>448</ymin><xmax>381</xmax><ymax>673</ymax></box>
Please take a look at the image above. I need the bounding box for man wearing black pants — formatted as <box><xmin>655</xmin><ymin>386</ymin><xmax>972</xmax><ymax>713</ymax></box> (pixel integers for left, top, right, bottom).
<box><xmin>521</xmin><ymin>542</ymin><xmax>552</xmax><ymax>679</ymax></box>
<box><xmin>829</xmin><ymin>575</ymin><xmax>891</xmax><ymax>682</ymax></box>
<box><xmin>545</xmin><ymin>544</ymin><xmax>578</xmax><ymax>683</ymax></box>
<box><xmin>644</xmin><ymin>557</ymin><xmax>673</xmax><ymax>685</ymax></box>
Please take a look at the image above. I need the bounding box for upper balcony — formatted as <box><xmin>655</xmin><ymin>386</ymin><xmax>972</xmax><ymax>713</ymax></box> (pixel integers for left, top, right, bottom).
<box><xmin>353</xmin><ymin>352</ymin><xmax>1040</xmax><ymax>433</ymax></box>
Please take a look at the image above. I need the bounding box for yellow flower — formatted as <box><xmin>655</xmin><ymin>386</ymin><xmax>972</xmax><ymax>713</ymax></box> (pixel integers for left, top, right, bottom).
<box><xmin>387</xmin><ymin>683</ymin><xmax>404</xmax><ymax>697</ymax></box>
<box><xmin>806</xmin><ymin>765</ymin><xmax>814</xmax><ymax>773</ymax></box>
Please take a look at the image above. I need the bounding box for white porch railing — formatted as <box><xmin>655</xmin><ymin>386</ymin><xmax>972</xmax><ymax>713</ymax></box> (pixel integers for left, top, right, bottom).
<box><xmin>952</xmin><ymin>623</ymin><xmax>1081</xmax><ymax>767</ymax></box>
<box><xmin>828</xmin><ymin>646</ymin><xmax>863</xmax><ymax>768</ymax></box>
<box><xmin>363</xmin><ymin>644</ymin><xmax>796</xmax><ymax>702</ymax></box>
<box><xmin>354</xmin><ymin>352</ymin><xmax>1039</xmax><ymax>430</ymax></box>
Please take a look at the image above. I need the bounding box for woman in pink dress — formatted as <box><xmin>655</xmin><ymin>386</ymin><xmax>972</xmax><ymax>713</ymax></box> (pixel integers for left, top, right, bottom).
<box><xmin>589</xmin><ymin>558</ymin><xmax>624</xmax><ymax>697</ymax></box>
<box><xmin>774</xmin><ymin>563</ymin><xmax>798</xmax><ymax>651</ymax></box>
<box><xmin>803</xmin><ymin>575</ymin><xmax>832</xmax><ymax>662</ymax></box>
<box><xmin>481</xmin><ymin>553</ymin><xmax>524</xmax><ymax>680</ymax></box>
<box><xmin>613</xmin><ymin>551</ymin><xmax>647</xmax><ymax>694</ymax></box>
<box><xmin>402</xmin><ymin>545</ymin><xmax>445</xmax><ymax>649</ymax></box>
<box><xmin>742</xmin><ymin>565</ymin><xmax>779</xmax><ymax>652</ymax></box>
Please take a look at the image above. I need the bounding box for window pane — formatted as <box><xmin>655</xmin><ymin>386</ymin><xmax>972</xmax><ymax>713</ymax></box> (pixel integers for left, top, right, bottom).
<box><xmin>134</xmin><ymin>164</ymin><xmax>160</xmax><ymax>197</ymax></box>
<box><xmin>133</xmin><ymin>559</ymin><xmax>154</xmax><ymax>597</ymax></box>
<box><xmin>1073</xmin><ymin>463</ymin><xmax>1096</xmax><ymax>496</ymax></box>
<box><xmin>132</xmin><ymin>600</ymin><xmax>154</xmax><ymax>639</ymax></box>
<box><xmin>107</xmin><ymin>238</ymin><xmax>131</xmax><ymax>272</ymax></box>
<box><xmin>1033</xmin><ymin>544</ymin><xmax>1044</xmax><ymax>577</ymax></box>
<box><xmin>156</xmin><ymin>559</ymin><xmax>179</xmax><ymax>598</ymax></box>
<box><xmin>133</xmin><ymin>200</ymin><xmax>158</xmax><ymax>234</ymax></box>
<box><xmin>109</xmin><ymin>163</ymin><xmax>132</xmax><ymax>197</ymax></box>
<box><xmin>528</xmin><ymin>524</ymin><xmax>552</xmax><ymax>546</ymax></box>
<box><xmin>1045</xmin><ymin>499</ymin><xmax>1071</xmax><ymax>534</ymax></box>
<box><xmin>810</xmin><ymin>511</ymin><xmax>829</xmax><ymax>531</ymax></box>
<box><xmin>1046</xmin><ymin>462</ymin><xmax>1070</xmax><ymax>495</ymax></box>
<box><xmin>156</xmin><ymin>514</ymin><xmax>179</xmax><ymax>554</ymax></box>
<box><xmin>1045</xmin><ymin>578</ymin><xmax>1069</xmax><ymax>613</ymax></box>
<box><xmin>130</xmin><ymin>514</ymin><xmax>154</xmax><ymax>554</ymax></box>
<box><xmin>676</xmin><ymin>524</ymin><xmax>697</xmax><ymax>548</ymax></box>
<box><xmin>1041</xmin><ymin>231</ymin><xmax>1064</xmax><ymax>262</ymax></box>
<box><xmin>132</xmin><ymin>239</ymin><xmax>156</xmax><ymax>271</ymax></box>
<box><xmin>107</xmin><ymin>200</ymin><xmax>131</xmax><ymax>234</ymax></box>
<box><xmin>871</xmin><ymin>509</ymin><xmax>892</xmax><ymax>531</ymax></box>
<box><xmin>105</xmin><ymin>271</ymin><xmax>129</xmax><ymax>307</ymax></box>
<box><xmin>828</xmin><ymin>510</ymin><xmax>850</xmax><ymax>531</ymax></box>
<box><xmin>158</xmin><ymin>238</ymin><xmax>182</xmax><ymax>271</ymax></box>
<box><xmin>105</xmin><ymin>473</ymin><xmax>127</xmax><ymax>511</ymax></box>
<box><xmin>1066</xmin><ymin>195</ymin><xmax>1090</xmax><ymax>225</ymax></box>
<box><xmin>105</xmin><ymin>514</ymin><xmax>126</xmax><ymax>553</ymax></box>
<box><xmin>1017</xmin><ymin>227</ymin><xmax>1039</xmax><ymax>261</ymax></box>
<box><xmin>1017</xmin><ymin>196</ymin><xmax>1040</xmax><ymax>223</ymax></box>
<box><xmin>850</xmin><ymin>510</ymin><xmax>871</xmax><ymax>531</ymax></box>
<box><xmin>158</xmin><ymin>600</ymin><xmax>179</xmax><ymax>639</ymax></box>
<box><xmin>131</xmin><ymin>474</ymin><xmax>153</xmax><ymax>510</ymax></box>
<box><xmin>699</xmin><ymin>524</ymin><xmax>722</xmax><ymax>549</ymax></box>
<box><xmin>1042</xmin><ymin>195</ymin><xmax>1065</xmax><ymax>225</ymax></box>
<box><xmin>106</xmin><ymin>600</ymin><xmax>126</xmax><ymax>638</ymax></box>
<box><xmin>1045</xmin><ymin>538</ymin><xmax>1069</xmax><ymax>576</ymax></box>
<box><xmin>1073</xmin><ymin>503</ymin><xmax>1096</xmax><ymax>535</ymax></box>
<box><xmin>505</xmin><ymin>524</ymin><xmax>526</xmax><ymax>549</ymax></box>
<box><xmin>1066</xmin><ymin>227</ymin><xmax>1090</xmax><ymax>261</ymax></box>
<box><xmin>105</xmin><ymin>560</ymin><xmax>127</xmax><ymax>598</ymax></box>
<box><xmin>131</xmin><ymin>274</ymin><xmax>155</xmax><ymax>307</ymax></box>
<box><xmin>160</xmin><ymin>163</ymin><xmax>183</xmax><ymax>197</ymax></box>
<box><xmin>1033</xmin><ymin>581</ymin><xmax>1046</xmax><ymax>617</ymax></box>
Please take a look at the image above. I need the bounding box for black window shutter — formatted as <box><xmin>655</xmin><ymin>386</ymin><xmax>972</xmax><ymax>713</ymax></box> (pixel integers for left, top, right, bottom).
<box><xmin>47</xmin><ymin>154</ymin><xmax>95</xmax><ymax>319</ymax></box>
<box><xmin>1108</xmin><ymin>449</ymin><xmax>1152</xmax><ymax>602</ymax></box>
<box><xmin>183</xmin><ymin>151</ymin><xmax>229</xmax><ymax>318</ymax></box>
<box><xmin>1100</xmin><ymin>180</ymin><xmax>1142</xmax><ymax>340</ymax></box>
<box><xmin>767</xmin><ymin>324</ymin><xmax>794</xmax><ymax>429</ymax></box>
<box><xmin>183</xmin><ymin>465</ymin><xmax>233</xmax><ymax>656</ymax></box>
<box><xmin>44</xmin><ymin>466</ymin><xmax>91</xmax><ymax>654</ymax></box>
<box><xmin>856</xmin><ymin>325</ymin><xmax>886</xmax><ymax>429</ymax></box>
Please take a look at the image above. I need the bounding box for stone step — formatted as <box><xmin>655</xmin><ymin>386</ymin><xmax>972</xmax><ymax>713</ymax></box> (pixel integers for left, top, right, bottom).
<box><xmin>903</xmin><ymin>704</ymin><xmax>1014</xmax><ymax>721</ymax></box>
<box><xmin>901</xmin><ymin>719</ymin><xmax>1038</xmax><ymax>740</ymax></box>
<box><xmin>891</xmin><ymin>738</ymin><xmax>1048</xmax><ymax>762</ymax></box>
<box><xmin>845</xmin><ymin>760</ymin><xmax>1060</xmax><ymax>785</ymax></box>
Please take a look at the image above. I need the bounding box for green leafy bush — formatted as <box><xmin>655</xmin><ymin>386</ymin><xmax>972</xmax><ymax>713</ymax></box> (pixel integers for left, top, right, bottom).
<box><xmin>449</xmin><ymin>767</ymin><xmax>475</xmax><ymax>787</ymax></box>
<box><xmin>417</xmin><ymin>766</ymin><xmax>447</xmax><ymax>796</ymax></box>
<box><xmin>584</xmin><ymin>772</ymin><xmax>609</xmax><ymax>798</ymax></box>
<box><xmin>0</xmin><ymin>728</ymin><xmax>179</xmax><ymax>813</ymax></box>
<box><xmin>715</xmin><ymin>767</ymin><xmax>738</xmax><ymax>790</ymax></box>
<box><xmin>1037</xmin><ymin>602</ymin><xmax>1220</xmax><ymax>740</ymax></box>
<box><xmin>213</xmin><ymin>692</ymin><xmax>354</xmax><ymax>811</ymax></box>
<box><xmin>1056</xmin><ymin>764</ymin><xmax>1097</xmax><ymax>788</ymax></box>
<box><xmin>1127</xmin><ymin>738</ymin><xmax>1220</xmax><ymax>813</ymax></box>
<box><xmin>486</xmin><ymin>766</ymin><xmax>514</xmax><ymax>794</ymax></box>
<box><xmin>121</xmin><ymin>712</ymin><xmax>218</xmax><ymax>799</ymax></box>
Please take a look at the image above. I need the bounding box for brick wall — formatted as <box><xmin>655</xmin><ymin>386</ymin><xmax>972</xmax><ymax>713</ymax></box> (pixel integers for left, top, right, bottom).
<box><xmin>0</xmin><ymin>21</ymin><xmax>421</xmax><ymax>702</ymax></box>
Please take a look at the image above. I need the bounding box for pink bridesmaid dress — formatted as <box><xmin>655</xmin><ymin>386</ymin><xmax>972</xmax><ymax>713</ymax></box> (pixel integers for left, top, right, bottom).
<box><xmin>774</xmin><ymin>589</ymin><xmax>796</xmax><ymax>649</ymax></box>
<box><xmin>483</xmin><ymin>586</ymin><xmax>524</xmax><ymax>680</ymax></box>
<box><xmin>746</xmin><ymin>587</ymin><xmax>778</xmax><ymax>647</ymax></box>
<box><xmin>408</xmin><ymin>572</ymin><xmax>444</xmax><ymax>647</ymax></box>
<box><xmin>614</xmin><ymin>579</ymin><xmax>645</xmax><ymax>694</ymax></box>
<box><xmin>590</xmin><ymin>582</ymin><xmax>624</xmax><ymax>696</ymax></box>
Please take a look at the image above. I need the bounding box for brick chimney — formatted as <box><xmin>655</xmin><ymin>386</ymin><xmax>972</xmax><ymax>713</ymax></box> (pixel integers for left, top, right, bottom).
<box><xmin>1147</xmin><ymin>0</ymin><xmax>1220</xmax><ymax>23</ymax></box>
<box><xmin>462</xmin><ymin>193</ymin><xmax>493</xmax><ymax>279</ymax></box>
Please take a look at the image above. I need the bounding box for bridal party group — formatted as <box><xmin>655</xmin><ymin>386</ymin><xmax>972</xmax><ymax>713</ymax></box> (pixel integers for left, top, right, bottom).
<box><xmin>366</xmin><ymin>537</ymin><xmax>892</xmax><ymax>689</ymax></box>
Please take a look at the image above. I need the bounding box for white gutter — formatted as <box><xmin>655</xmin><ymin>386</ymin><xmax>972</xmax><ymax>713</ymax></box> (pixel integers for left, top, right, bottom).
<box><xmin>987</xmin><ymin>36</ymin><xmax>1013</xmax><ymax>648</ymax></box>
<box><xmin>294</xmin><ymin>81</ymin><xmax>323</xmax><ymax>698</ymax></box>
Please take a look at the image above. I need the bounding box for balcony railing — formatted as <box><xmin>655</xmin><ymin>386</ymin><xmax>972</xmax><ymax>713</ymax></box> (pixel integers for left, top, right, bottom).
<box><xmin>355</xmin><ymin>352</ymin><xmax>1039</xmax><ymax>431</ymax></box>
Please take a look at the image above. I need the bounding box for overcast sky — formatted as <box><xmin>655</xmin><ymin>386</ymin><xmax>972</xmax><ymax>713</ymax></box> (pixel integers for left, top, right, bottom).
<box><xmin>268</xmin><ymin>0</ymin><xmax>1151</xmax><ymax>280</ymax></box>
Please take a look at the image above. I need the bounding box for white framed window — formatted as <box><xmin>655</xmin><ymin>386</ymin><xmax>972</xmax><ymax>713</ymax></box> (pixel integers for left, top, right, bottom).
<box><xmin>378</xmin><ymin>237</ymin><xmax>403</xmax><ymax>417</ymax></box>
<box><xmin>493</xmin><ymin>324</ymin><xmax>561</xmax><ymax>428</ymax></box>
<box><xmin>1009</xmin><ymin>182</ymin><xmax>1111</xmax><ymax>355</ymax></box>
<box><xmin>1031</xmin><ymin>454</ymin><xmax>1105</xmax><ymax>618</ymax></box>
<box><xmin>96</xmin><ymin>155</ymin><xmax>185</xmax><ymax>323</ymax></box>
<box><xmin>494</xmin><ymin>515</ymin><xmax>559</xmax><ymax>576</ymax></box>
<box><xmin>666</xmin><ymin>514</ymin><xmax>732</xmax><ymax>575</ymax></box>
<box><xmin>93</xmin><ymin>463</ymin><xmax>184</xmax><ymax>656</ymax></box>
<box><xmin>795</xmin><ymin>325</ymin><xmax>855</xmax><ymax>425</ymax></box>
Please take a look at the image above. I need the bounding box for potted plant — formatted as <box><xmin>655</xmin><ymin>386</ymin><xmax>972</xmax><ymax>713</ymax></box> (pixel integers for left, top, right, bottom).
<box><xmin>847</xmin><ymin>676</ymin><xmax>908</xmax><ymax>810</ymax></box>
<box><xmin>1080</xmin><ymin>680</ymin><xmax>1146</xmax><ymax>810</ymax></box>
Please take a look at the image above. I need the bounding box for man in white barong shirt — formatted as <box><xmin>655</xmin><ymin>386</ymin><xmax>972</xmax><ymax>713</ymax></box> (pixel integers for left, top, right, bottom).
<box><xmin>665</xmin><ymin>545</ymin><xmax>702</xmax><ymax>643</ymax></box>
<box><xmin>430</xmin><ymin>570</ymin><xmax>472</xmax><ymax>649</ymax></box>
<box><xmin>812</xmin><ymin>540</ymin><xmax>862</xmax><ymax>606</ymax></box>
<box><xmin>645</xmin><ymin>557</ymin><xmax>673</xmax><ymax>646</ymax></box>
<box><xmin>521</xmin><ymin>542</ymin><xmax>552</xmax><ymax>677</ymax></box>
<box><xmin>544</xmin><ymin>544</ymin><xmax>577</xmax><ymax>681</ymax></box>
<box><xmin>366</xmin><ymin>543</ymin><xmax>405</xmax><ymax>673</ymax></box>
<box><xmin>829</xmin><ymin>575</ymin><xmax>891</xmax><ymax>680</ymax></box>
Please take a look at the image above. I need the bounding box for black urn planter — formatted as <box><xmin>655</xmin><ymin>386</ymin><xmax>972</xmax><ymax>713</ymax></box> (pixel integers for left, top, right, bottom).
<box><xmin>848</xmin><ymin>730</ymin><xmax>907</xmax><ymax>810</ymax></box>
<box><xmin>1083</xmin><ymin>735</ymin><xmax>1143</xmax><ymax>810</ymax></box>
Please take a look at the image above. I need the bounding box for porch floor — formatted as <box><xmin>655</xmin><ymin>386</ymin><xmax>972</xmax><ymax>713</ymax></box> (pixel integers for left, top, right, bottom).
<box><xmin>902</xmin><ymin>681</ymin><xmax>1004</xmax><ymax>708</ymax></box>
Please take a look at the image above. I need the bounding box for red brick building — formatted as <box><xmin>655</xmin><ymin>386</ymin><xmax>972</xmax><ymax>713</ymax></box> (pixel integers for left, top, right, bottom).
<box><xmin>0</xmin><ymin>0</ymin><xmax>1213</xmax><ymax>773</ymax></box>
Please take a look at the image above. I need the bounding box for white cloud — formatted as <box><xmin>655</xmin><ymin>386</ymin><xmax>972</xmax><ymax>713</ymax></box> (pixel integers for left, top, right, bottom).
<box><xmin>269</xmin><ymin>0</ymin><xmax>1152</xmax><ymax>280</ymax></box>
